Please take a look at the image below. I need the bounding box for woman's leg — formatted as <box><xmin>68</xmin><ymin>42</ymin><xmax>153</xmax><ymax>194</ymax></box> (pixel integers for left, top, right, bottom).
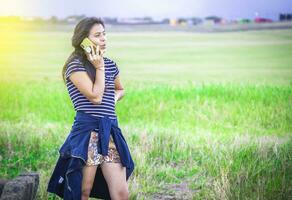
<box><xmin>81</xmin><ymin>165</ymin><xmax>98</xmax><ymax>200</ymax></box>
<box><xmin>81</xmin><ymin>131</ymin><xmax>99</xmax><ymax>200</ymax></box>
<box><xmin>101</xmin><ymin>162</ymin><xmax>128</xmax><ymax>200</ymax></box>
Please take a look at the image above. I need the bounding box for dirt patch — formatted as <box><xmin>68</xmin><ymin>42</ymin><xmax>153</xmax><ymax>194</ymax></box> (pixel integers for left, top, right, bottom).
<box><xmin>150</xmin><ymin>181</ymin><xmax>196</xmax><ymax>200</ymax></box>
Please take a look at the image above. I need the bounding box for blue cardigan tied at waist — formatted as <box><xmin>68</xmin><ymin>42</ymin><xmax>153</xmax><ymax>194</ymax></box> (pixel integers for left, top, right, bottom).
<box><xmin>47</xmin><ymin>111</ymin><xmax>135</xmax><ymax>200</ymax></box>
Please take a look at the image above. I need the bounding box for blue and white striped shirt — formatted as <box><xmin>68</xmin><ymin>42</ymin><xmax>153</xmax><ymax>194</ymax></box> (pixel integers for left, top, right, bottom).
<box><xmin>65</xmin><ymin>57</ymin><xmax>119</xmax><ymax>120</ymax></box>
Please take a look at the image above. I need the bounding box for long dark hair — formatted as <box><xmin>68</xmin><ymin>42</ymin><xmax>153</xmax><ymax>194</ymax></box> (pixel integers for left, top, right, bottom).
<box><xmin>62</xmin><ymin>17</ymin><xmax>105</xmax><ymax>83</ymax></box>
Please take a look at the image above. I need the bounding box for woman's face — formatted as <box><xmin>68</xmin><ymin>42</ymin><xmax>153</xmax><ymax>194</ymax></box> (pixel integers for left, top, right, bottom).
<box><xmin>88</xmin><ymin>23</ymin><xmax>106</xmax><ymax>51</ymax></box>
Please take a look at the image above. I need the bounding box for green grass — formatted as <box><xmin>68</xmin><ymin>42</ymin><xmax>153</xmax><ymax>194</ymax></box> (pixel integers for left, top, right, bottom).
<box><xmin>0</xmin><ymin>25</ymin><xmax>291</xmax><ymax>199</ymax></box>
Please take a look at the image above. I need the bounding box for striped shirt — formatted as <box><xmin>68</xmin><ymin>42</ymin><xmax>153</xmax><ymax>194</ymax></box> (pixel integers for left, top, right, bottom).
<box><xmin>65</xmin><ymin>57</ymin><xmax>119</xmax><ymax>120</ymax></box>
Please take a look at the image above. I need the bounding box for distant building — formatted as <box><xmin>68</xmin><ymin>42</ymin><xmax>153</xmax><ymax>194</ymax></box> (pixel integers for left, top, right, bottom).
<box><xmin>103</xmin><ymin>17</ymin><xmax>118</xmax><ymax>24</ymax></box>
<box><xmin>279</xmin><ymin>13</ymin><xmax>292</xmax><ymax>21</ymax></box>
<box><xmin>238</xmin><ymin>19</ymin><xmax>252</xmax><ymax>24</ymax></box>
<box><xmin>64</xmin><ymin>15</ymin><xmax>86</xmax><ymax>24</ymax></box>
<box><xmin>117</xmin><ymin>17</ymin><xmax>149</xmax><ymax>24</ymax></box>
<box><xmin>254</xmin><ymin>17</ymin><xmax>273</xmax><ymax>23</ymax></box>
<box><xmin>169</xmin><ymin>17</ymin><xmax>202</xmax><ymax>26</ymax></box>
<box><xmin>114</xmin><ymin>17</ymin><xmax>165</xmax><ymax>25</ymax></box>
<box><xmin>65</xmin><ymin>17</ymin><xmax>77</xmax><ymax>23</ymax></box>
<box><xmin>203</xmin><ymin>19</ymin><xmax>215</xmax><ymax>26</ymax></box>
<box><xmin>161</xmin><ymin>18</ymin><xmax>170</xmax><ymax>24</ymax></box>
<box><xmin>205</xmin><ymin>16</ymin><xmax>222</xmax><ymax>23</ymax></box>
<box><xmin>203</xmin><ymin>16</ymin><xmax>223</xmax><ymax>25</ymax></box>
<box><xmin>169</xmin><ymin>19</ymin><xmax>177</xmax><ymax>26</ymax></box>
<box><xmin>188</xmin><ymin>17</ymin><xmax>203</xmax><ymax>25</ymax></box>
<box><xmin>177</xmin><ymin>18</ymin><xmax>187</xmax><ymax>26</ymax></box>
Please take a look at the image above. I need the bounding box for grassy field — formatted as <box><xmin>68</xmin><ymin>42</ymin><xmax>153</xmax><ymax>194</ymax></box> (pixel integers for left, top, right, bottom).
<box><xmin>0</xmin><ymin>24</ymin><xmax>292</xmax><ymax>199</ymax></box>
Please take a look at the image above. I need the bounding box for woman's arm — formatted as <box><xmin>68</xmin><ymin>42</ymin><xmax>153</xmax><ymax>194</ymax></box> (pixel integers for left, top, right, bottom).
<box><xmin>69</xmin><ymin>46</ymin><xmax>105</xmax><ymax>104</ymax></box>
<box><xmin>69</xmin><ymin>68</ymin><xmax>105</xmax><ymax>104</ymax></box>
<box><xmin>114</xmin><ymin>75</ymin><xmax>125</xmax><ymax>103</ymax></box>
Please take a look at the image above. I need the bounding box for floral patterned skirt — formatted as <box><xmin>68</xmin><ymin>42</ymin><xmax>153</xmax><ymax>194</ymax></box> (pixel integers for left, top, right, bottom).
<box><xmin>86</xmin><ymin>131</ymin><xmax>121</xmax><ymax>166</ymax></box>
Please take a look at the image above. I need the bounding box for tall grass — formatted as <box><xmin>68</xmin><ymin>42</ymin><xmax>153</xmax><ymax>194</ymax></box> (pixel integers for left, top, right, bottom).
<box><xmin>0</xmin><ymin>82</ymin><xmax>291</xmax><ymax>199</ymax></box>
<box><xmin>0</xmin><ymin>82</ymin><xmax>291</xmax><ymax>134</ymax></box>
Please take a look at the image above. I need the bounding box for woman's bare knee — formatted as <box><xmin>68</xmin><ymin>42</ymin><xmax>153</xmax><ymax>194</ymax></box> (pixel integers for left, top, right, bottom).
<box><xmin>112</xmin><ymin>186</ymin><xmax>129</xmax><ymax>200</ymax></box>
<box><xmin>81</xmin><ymin>186</ymin><xmax>92</xmax><ymax>199</ymax></box>
<box><xmin>118</xmin><ymin>187</ymin><xmax>129</xmax><ymax>200</ymax></box>
<box><xmin>81</xmin><ymin>180</ymin><xmax>94</xmax><ymax>199</ymax></box>
<box><xmin>81</xmin><ymin>165</ymin><xmax>97</xmax><ymax>199</ymax></box>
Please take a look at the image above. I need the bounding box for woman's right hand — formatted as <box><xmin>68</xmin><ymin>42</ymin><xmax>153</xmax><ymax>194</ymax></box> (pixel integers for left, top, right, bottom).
<box><xmin>85</xmin><ymin>45</ymin><xmax>104</xmax><ymax>69</ymax></box>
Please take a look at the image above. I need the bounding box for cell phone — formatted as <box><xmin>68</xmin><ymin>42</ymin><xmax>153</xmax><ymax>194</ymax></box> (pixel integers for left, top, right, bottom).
<box><xmin>80</xmin><ymin>38</ymin><xmax>99</xmax><ymax>54</ymax></box>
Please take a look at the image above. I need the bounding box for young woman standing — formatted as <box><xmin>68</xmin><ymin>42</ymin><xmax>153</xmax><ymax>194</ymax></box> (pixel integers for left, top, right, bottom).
<box><xmin>47</xmin><ymin>17</ymin><xmax>134</xmax><ymax>200</ymax></box>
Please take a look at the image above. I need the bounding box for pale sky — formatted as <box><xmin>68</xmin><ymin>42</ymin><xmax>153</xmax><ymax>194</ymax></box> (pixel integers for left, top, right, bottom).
<box><xmin>1</xmin><ymin>0</ymin><xmax>292</xmax><ymax>20</ymax></box>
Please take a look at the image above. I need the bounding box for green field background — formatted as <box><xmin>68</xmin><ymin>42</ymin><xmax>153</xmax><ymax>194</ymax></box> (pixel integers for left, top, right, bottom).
<box><xmin>0</xmin><ymin>25</ymin><xmax>291</xmax><ymax>199</ymax></box>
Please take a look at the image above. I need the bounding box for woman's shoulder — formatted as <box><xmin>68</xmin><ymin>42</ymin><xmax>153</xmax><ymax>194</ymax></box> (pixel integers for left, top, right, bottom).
<box><xmin>67</xmin><ymin>57</ymin><xmax>83</xmax><ymax>66</ymax></box>
<box><xmin>66</xmin><ymin>57</ymin><xmax>86</xmax><ymax>71</ymax></box>
<box><xmin>65</xmin><ymin>57</ymin><xmax>87</xmax><ymax>80</ymax></box>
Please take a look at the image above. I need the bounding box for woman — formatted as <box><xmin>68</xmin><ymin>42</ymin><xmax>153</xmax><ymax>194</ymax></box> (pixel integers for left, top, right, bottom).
<box><xmin>47</xmin><ymin>17</ymin><xmax>134</xmax><ymax>200</ymax></box>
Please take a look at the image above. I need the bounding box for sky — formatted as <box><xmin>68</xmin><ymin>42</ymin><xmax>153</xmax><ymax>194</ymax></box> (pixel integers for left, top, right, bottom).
<box><xmin>1</xmin><ymin>0</ymin><xmax>292</xmax><ymax>20</ymax></box>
